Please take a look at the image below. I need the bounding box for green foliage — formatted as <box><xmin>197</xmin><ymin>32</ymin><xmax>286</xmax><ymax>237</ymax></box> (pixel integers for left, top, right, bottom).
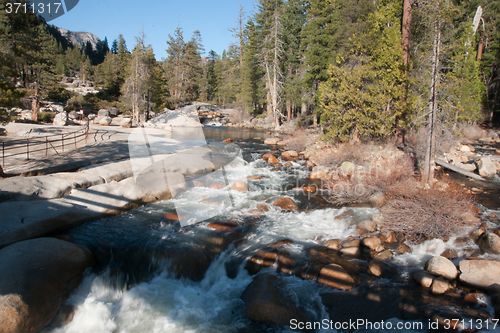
<box><xmin>38</xmin><ymin>111</ymin><xmax>56</xmax><ymax>123</ymax></box>
<box><xmin>318</xmin><ymin>0</ymin><xmax>407</xmax><ymax>142</ymax></box>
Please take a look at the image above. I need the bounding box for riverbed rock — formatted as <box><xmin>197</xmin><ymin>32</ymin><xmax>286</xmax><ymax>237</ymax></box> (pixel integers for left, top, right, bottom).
<box><xmin>231</xmin><ymin>180</ymin><xmax>248</xmax><ymax>192</ymax></box>
<box><xmin>479</xmin><ymin>157</ymin><xmax>497</xmax><ymax>178</ymax></box>
<box><xmin>267</xmin><ymin>154</ymin><xmax>279</xmax><ymax>164</ymax></box>
<box><xmin>324</xmin><ymin>239</ymin><xmax>342</xmax><ymax>251</ymax></box>
<box><xmin>368</xmin><ymin>192</ymin><xmax>387</xmax><ymax>207</ymax></box>
<box><xmin>0</xmin><ymin>238</ymin><xmax>93</xmax><ymax>333</ymax></box>
<box><xmin>459</xmin><ymin>259</ymin><xmax>500</xmax><ymax>293</ymax></box>
<box><xmin>374</xmin><ymin>249</ymin><xmax>393</xmax><ymax>260</ymax></box>
<box><xmin>264</xmin><ymin>138</ymin><xmax>280</xmax><ymax>145</ymax></box>
<box><xmin>412</xmin><ymin>270</ymin><xmax>435</xmax><ymax>288</ymax></box>
<box><xmin>431</xmin><ymin>277</ymin><xmax>452</xmax><ymax>294</ymax></box>
<box><xmin>477</xmin><ymin>232</ymin><xmax>500</xmax><ymax>254</ymax></box>
<box><xmin>207</xmin><ymin>222</ymin><xmax>239</xmax><ymax>231</ymax></box>
<box><xmin>318</xmin><ymin>264</ymin><xmax>355</xmax><ymax>290</ymax></box>
<box><xmin>273</xmin><ymin>197</ymin><xmax>298</xmax><ymax>211</ymax></box>
<box><xmin>241</xmin><ymin>273</ymin><xmax>309</xmax><ymax>325</ymax></box>
<box><xmin>362</xmin><ymin>236</ymin><xmax>383</xmax><ymax>250</ymax></box>
<box><xmin>425</xmin><ymin>256</ymin><xmax>458</xmax><ymax>280</ymax></box>
<box><xmin>320</xmin><ymin>286</ymin><xmax>414</xmax><ymax>324</ymax></box>
<box><xmin>357</xmin><ymin>219</ymin><xmax>377</xmax><ymax>233</ymax></box>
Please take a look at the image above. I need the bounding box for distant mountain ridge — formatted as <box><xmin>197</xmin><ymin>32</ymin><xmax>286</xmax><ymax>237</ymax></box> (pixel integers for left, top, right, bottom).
<box><xmin>56</xmin><ymin>27</ymin><xmax>101</xmax><ymax>50</ymax></box>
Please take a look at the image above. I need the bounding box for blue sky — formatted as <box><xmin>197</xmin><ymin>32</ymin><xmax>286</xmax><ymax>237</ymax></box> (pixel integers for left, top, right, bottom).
<box><xmin>51</xmin><ymin>0</ymin><xmax>259</xmax><ymax>60</ymax></box>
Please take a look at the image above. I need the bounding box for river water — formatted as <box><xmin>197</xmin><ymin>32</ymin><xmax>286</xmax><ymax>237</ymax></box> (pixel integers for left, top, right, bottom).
<box><xmin>42</xmin><ymin>128</ymin><xmax>500</xmax><ymax>333</ymax></box>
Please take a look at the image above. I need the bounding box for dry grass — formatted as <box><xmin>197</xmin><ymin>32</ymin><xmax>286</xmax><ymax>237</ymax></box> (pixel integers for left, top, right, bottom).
<box><xmin>381</xmin><ymin>179</ymin><xmax>474</xmax><ymax>241</ymax></box>
<box><xmin>313</xmin><ymin>144</ymin><xmax>372</xmax><ymax>169</ymax></box>
<box><xmin>324</xmin><ymin>154</ymin><xmax>415</xmax><ymax>206</ymax></box>
<box><xmin>406</xmin><ymin>124</ymin><xmax>460</xmax><ymax>160</ymax></box>
<box><xmin>282</xmin><ymin>128</ymin><xmax>320</xmax><ymax>152</ymax></box>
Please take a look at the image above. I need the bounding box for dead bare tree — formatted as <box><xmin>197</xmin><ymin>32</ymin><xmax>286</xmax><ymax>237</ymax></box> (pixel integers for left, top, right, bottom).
<box><xmin>261</xmin><ymin>2</ymin><xmax>285</xmax><ymax>131</ymax></box>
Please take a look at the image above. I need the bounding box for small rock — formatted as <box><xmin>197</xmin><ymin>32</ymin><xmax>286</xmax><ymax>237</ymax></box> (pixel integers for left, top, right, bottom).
<box><xmin>231</xmin><ymin>180</ymin><xmax>248</xmax><ymax>192</ymax></box>
<box><xmin>273</xmin><ymin>197</ymin><xmax>298</xmax><ymax>211</ymax></box>
<box><xmin>440</xmin><ymin>249</ymin><xmax>458</xmax><ymax>260</ymax></box>
<box><xmin>412</xmin><ymin>270</ymin><xmax>435</xmax><ymax>288</ymax></box>
<box><xmin>247</xmin><ymin>209</ymin><xmax>263</xmax><ymax>216</ymax></box>
<box><xmin>267</xmin><ymin>155</ymin><xmax>279</xmax><ymax>164</ymax></box>
<box><xmin>269</xmin><ymin>239</ymin><xmax>294</xmax><ymax>248</ymax></box>
<box><xmin>463</xmin><ymin>292</ymin><xmax>487</xmax><ymax>306</ymax></box>
<box><xmin>262</xmin><ymin>153</ymin><xmax>275</xmax><ymax>161</ymax></box>
<box><xmin>460</xmin><ymin>145</ymin><xmax>471</xmax><ymax>152</ymax></box>
<box><xmin>479</xmin><ymin>157</ymin><xmax>497</xmax><ymax>177</ymax></box>
<box><xmin>374</xmin><ymin>249</ymin><xmax>393</xmax><ymax>260</ymax></box>
<box><xmin>257</xmin><ymin>203</ymin><xmax>270</xmax><ymax>212</ymax></box>
<box><xmin>425</xmin><ymin>256</ymin><xmax>458</xmax><ymax>280</ymax></box>
<box><xmin>368</xmin><ymin>192</ymin><xmax>387</xmax><ymax>207</ymax></box>
<box><xmin>368</xmin><ymin>260</ymin><xmax>387</xmax><ymax>277</ymax></box>
<box><xmin>342</xmin><ymin>239</ymin><xmax>361</xmax><ymax>248</ymax></box>
<box><xmin>164</xmin><ymin>212</ymin><xmax>180</xmax><ymax>221</ymax></box>
<box><xmin>207</xmin><ymin>222</ymin><xmax>239</xmax><ymax>231</ymax></box>
<box><xmin>223</xmin><ymin>138</ymin><xmax>232</xmax><ymax>143</ymax></box>
<box><xmin>209</xmin><ymin>182</ymin><xmax>226</xmax><ymax>190</ymax></box>
<box><xmin>318</xmin><ymin>264</ymin><xmax>355</xmax><ymax>290</ymax></box>
<box><xmin>362</xmin><ymin>236</ymin><xmax>383</xmax><ymax>250</ymax></box>
<box><xmin>340</xmin><ymin>246</ymin><xmax>361</xmax><ymax>257</ymax></box>
<box><xmin>477</xmin><ymin>232</ymin><xmax>500</xmax><ymax>254</ymax></box>
<box><xmin>357</xmin><ymin>219</ymin><xmax>377</xmax><ymax>232</ymax></box>
<box><xmin>324</xmin><ymin>239</ymin><xmax>341</xmax><ymax>251</ymax></box>
<box><xmin>378</xmin><ymin>231</ymin><xmax>397</xmax><ymax>243</ymax></box>
<box><xmin>470</xmin><ymin>226</ymin><xmax>486</xmax><ymax>243</ymax></box>
<box><xmin>431</xmin><ymin>277</ymin><xmax>452</xmax><ymax>294</ymax></box>
<box><xmin>264</xmin><ymin>138</ymin><xmax>280</xmax><ymax>145</ymax></box>
<box><xmin>284</xmin><ymin>162</ymin><xmax>293</xmax><ymax>167</ymax></box>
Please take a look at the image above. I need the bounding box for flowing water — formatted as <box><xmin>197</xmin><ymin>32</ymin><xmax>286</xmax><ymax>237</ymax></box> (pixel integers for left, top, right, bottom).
<box><xmin>43</xmin><ymin>129</ymin><xmax>500</xmax><ymax>333</ymax></box>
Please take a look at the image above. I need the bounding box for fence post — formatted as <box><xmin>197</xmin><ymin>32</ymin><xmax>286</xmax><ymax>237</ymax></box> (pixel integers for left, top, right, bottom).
<box><xmin>74</xmin><ymin>131</ymin><xmax>77</xmax><ymax>148</ymax></box>
<box><xmin>62</xmin><ymin>134</ymin><xmax>64</xmax><ymax>152</ymax></box>
<box><xmin>45</xmin><ymin>137</ymin><xmax>48</xmax><ymax>156</ymax></box>
<box><xmin>26</xmin><ymin>138</ymin><xmax>29</xmax><ymax>160</ymax></box>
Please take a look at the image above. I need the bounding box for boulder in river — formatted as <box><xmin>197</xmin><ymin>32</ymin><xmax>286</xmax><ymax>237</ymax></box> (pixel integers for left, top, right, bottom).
<box><xmin>318</xmin><ymin>264</ymin><xmax>355</xmax><ymax>290</ymax></box>
<box><xmin>459</xmin><ymin>259</ymin><xmax>500</xmax><ymax>293</ymax></box>
<box><xmin>231</xmin><ymin>180</ymin><xmax>248</xmax><ymax>192</ymax></box>
<box><xmin>241</xmin><ymin>273</ymin><xmax>310</xmax><ymax>325</ymax></box>
<box><xmin>478</xmin><ymin>157</ymin><xmax>497</xmax><ymax>177</ymax></box>
<box><xmin>477</xmin><ymin>232</ymin><xmax>500</xmax><ymax>254</ymax></box>
<box><xmin>264</xmin><ymin>138</ymin><xmax>280</xmax><ymax>145</ymax></box>
<box><xmin>273</xmin><ymin>197</ymin><xmax>298</xmax><ymax>211</ymax></box>
<box><xmin>425</xmin><ymin>256</ymin><xmax>458</xmax><ymax>280</ymax></box>
<box><xmin>0</xmin><ymin>238</ymin><xmax>93</xmax><ymax>333</ymax></box>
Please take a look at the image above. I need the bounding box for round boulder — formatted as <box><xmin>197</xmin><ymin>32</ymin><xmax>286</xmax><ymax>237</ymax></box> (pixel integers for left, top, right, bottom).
<box><xmin>425</xmin><ymin>256</ymin><xmax>458</xmax><ymax>280</ymax></box>
<box><xmin>0</xmin><ymin>238</ymin><xmax>94</xmax><ymax>333</ymax></box>
<box><xmin>273</xmin><ymin>197</ymin><xmax>298</xmax><ymax>211</ymax></box>
<box><xmin>231</xmin><ymin>180</ymin><xmax>248</xmax><ymax>192</ymax></box>
<box><xmin>99</xmin><ymin>116</ymin><xmax>112</xmax><ymax>126</ymax></box>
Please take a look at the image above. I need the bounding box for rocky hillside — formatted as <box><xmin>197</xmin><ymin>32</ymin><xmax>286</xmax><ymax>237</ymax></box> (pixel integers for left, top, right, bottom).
<box><xmin>57</xmin><ymin>28</ymin><xmax>101</xmax><ymax>50</ymax></box>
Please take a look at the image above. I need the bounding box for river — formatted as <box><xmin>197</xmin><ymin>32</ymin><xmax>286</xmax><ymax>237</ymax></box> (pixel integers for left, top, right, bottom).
<box><xmin>42</xmin><ymin>128</ymin><xmax>500</xmax><ymax>333</ymax></box>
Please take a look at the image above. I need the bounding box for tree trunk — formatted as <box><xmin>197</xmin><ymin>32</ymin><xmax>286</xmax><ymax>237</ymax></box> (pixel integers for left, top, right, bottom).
<box><xmin>286</xmin><ymin>100</ymin><xmax>291</xmax><ymax>121</ymax></box>
<box><xmin>396</xmin><ymin>0</ymin><xmax>412</xmax><ymax>144</ymax></box>
<box><xmin>31</xmin><ymin>81</ymin><xmax>40</xmax><ymax>122</ymax></box>
<box><xmin>301</xmin><ymin>102</ymin><xmax>307</xmax><ymax>116</ymax></box>
<box><xmin>423</xmin><ymin>22</ymin><xmax>441</xmax><ymax>185</ymax></box>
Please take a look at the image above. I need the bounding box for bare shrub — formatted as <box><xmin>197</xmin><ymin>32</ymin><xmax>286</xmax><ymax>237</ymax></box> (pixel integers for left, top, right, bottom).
<box><xmin>324</xmin><ymin>154</ymin><xmax>415</xmax><ymax>206</ymax></box>
<box><xmin>313</xmin><ymin>143</ymin><xmax>372</xmax><ymax>169</ymax></box>
<box><xmin>457</xmin><ymin>124</ymin><xmax>487</xmax><ymax>141</ymax></box>
<box><xmin>381</xmin><ymin>179</ymin><xmax>474</xmax><ymax>241</ymax></box>
<box><xmin>281</xmin><ymin>128</ymin><xmax>320</xmax><ymax>152</ymax></box>
<box><xmin>406</xmin><ymin>124</ymin><xmax>460</xmax><ymax>159</ymax></box>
